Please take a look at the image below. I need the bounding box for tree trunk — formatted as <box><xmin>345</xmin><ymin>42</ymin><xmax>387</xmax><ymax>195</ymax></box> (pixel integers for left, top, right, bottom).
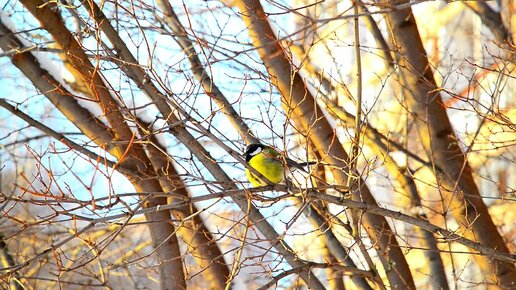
<box><xmin>384</xmin><ymin>2</ymin><xmax>516</xmax><ymax>287</ymax></box>
<box><xmin>235</xmin><ymin>0</ymin><xmax>416</xmax><ymax>288</ymax></box>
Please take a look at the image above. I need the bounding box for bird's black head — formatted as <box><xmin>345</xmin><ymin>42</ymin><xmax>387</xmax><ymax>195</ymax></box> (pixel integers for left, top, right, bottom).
<box><xmin>243</xmin><ymin>143</ymin><xmax>265</xmax><ymax>162</ymax></box>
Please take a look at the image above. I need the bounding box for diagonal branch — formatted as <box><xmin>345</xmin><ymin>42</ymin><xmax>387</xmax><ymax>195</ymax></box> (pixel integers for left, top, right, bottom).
<box><xmin>20</xmin><ymin>0</ymin><xmax>136</xmax><ymax>145</ymax></box>
<box><xmin>0</xmin><ymin>99</ymin><xmax>118</xmax><ymax>170</ymax></box>
<box><xmin>464</xmin><ymin>2</ymin><xmax>513</xmax><ymax>49</ymax></box>
<box><xmin>80</xmin><ymin>2</ymin><xmax>325</xmax><ymax>288</ymax></box>
<box><xmin>384</xmin><ymin>1</ymin><xmax>516</xmax><ymax>287</ymax></box>
<box><xmin>4</xmin><ymin>7</ymin><xmax>186</xmax><ymax>289</ymax></box>
<box><xmin>136</xmin><ymin>117</ymin><xmax>230</xmax><ymax>289</ymax></box>
<box><xmin>156</xmin><ymin>2</ymin><xmax>380</xmax><ymax>289</ymax></box>
<box><xmin>156</xmin><ymin>0</ymin><xmax>259</xmax><ymax>145</ymax></box>
<box><xmin>57</xmin><ymin>185</ymin><xmax>516</xmax><ymax>265</ymax></box>
<box><xmin>234</xmin><ymin>0</ymin><xmax>416</xmax><ymax>288</ymax></box>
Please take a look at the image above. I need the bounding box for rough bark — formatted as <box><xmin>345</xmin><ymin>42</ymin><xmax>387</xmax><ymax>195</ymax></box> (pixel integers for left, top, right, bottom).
<box><xmin>235</xmin><ymin>0</ymin><xmax>416</xmax><ymax>288</ymax></box>
<box><xmin>77</xmin><ymin>2</ymin><xmax>231</xmax><ymax>287</ymax></box>
<box><xmin>159</xmin><ymin>109</ymin><xmax>327</xmax><ymax>290</ymax></box>
<box><xmin>305</xmin><ymin>16</ymin><xmax>449</xmax><ymax>286</ymax></box>
<box><xmin>13</xmin><ymin>3</ymin><xmax>187</xmax><ymax>289</ymax></box>
<box><xmin>303</xmin><ymin>200</ymin><xmax>376</xmax><ymax>290</ymax></box>
<box><xmin>465</xmin><ymin>2</ymin><xmax>513</xmax><ymax>47</ymax></box>
<box><xmin>59</xmin><ymin>1</ymin><xmax>325</xmax><ymax>288</ymax></box>
<box><xmin>384</xmin><ymin>2</ymin><xmax>516</xmax><ymax>288</ymax></box>
<box><xmin>142</xmin><ymin>120</ymin><xmax>230</xmax><ymax>289</ymax></box>
<box><xmin>321</xmin><ymin>94</ymin><xmax>450</xmax><ymax>290</ymax></box>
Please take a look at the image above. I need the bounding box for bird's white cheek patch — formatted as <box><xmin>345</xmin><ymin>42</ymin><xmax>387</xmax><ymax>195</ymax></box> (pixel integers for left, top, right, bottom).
<box><xmin>250</xmin><ymin>147</ymin><xmax>262</xmax><ymax>156</ymax></box>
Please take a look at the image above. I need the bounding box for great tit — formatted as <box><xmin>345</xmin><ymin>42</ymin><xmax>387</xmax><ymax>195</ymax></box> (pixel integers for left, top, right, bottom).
<box><xmin>243</xmin><ymin>143</ymin><xmax>315</xmax><ymax>187</ymax></box>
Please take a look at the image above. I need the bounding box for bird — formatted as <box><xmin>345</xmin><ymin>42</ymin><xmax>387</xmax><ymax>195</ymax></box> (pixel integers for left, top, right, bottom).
<box><xmin>243</xmin><ymin>143</ymin><xmax>315</xmax><ymax>187</ymax></box>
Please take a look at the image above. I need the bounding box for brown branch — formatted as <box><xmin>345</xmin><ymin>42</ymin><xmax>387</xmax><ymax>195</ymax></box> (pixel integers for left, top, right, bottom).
<box><xmin>0</xmin><ymin>20</ymin><xmax>117</xmax><ymax>155</ymax></box>
<box><xmin>137</xmin><ymin>117</ymin><xmax>230</xmax><ymax>289</ymax></box>
<box><xmin>357</xmin><ymin>1</ymin><xmax>395</xmax><ymax>66</ymax></box>
<box><xmin>155</xmin><ymin>0</ymin><xmax>259</xmax><ymax>145</ymax></box>
<box><xmin>384</xmin><ymin>1</ymin><xmax>516</xmax><ymax>287</ymax></box>
<box><xmin>301</xmin><ymin>198</ymin><xmax>378</xmax><ymax>290</ymax></box>
<box><xmin>8</xmin><ymin>5</ymin><xmax>187</xmax><ymax>288</ymax></box>
<box><xmin>155</xmin><ymin>3</ymin><xmax>379</xmax><ymax>289</ymax></box>
<box><xmin>302</xmin><ymin>151</ymin><xmax>377</xmax><ymax>290</ymax></box>
<box><xmin>235</xmin><ymin>0</ymin><xmax>416</xmax><ymax>288</ymax></box>
<box><xmin>20</xmin><ymin>0</ymin><xmax>135</xmax><ymax>145</ymax></box>
<box><xmin>0</xmin><ymin>98</ymin><xmax>120</xmax><ymax>171</ymax></box>
<box><xmin>317</xmin><ymin>87</ymin><xmax>449</xmax><ymax>288</ymax></box>
<box><xmin>464</xmin><ymin>2</ymin><xmax>513</xmax><ymax>49</ymax></box>
<box><xmin>47</xmin><ymin>185</ymin><xmax>516</xmax><ymax>265</ymax></box>
<box><xmin>78</xmin><ymin>2</ymin><xmax>325</xmax><ymax>288</ymax></box>
<box><xmin>305</xmin><ymin>189</ymin><xmax>516</xmax><ymax>265</ymax></box>
<box><xmin>256</xmin><ymin>261</ymin><xmax>374</xmax><ymax>290</ymax></box>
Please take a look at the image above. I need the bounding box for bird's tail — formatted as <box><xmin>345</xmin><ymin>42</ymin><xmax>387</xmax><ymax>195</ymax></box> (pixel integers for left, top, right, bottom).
<box><xmin>286</xmin><ymin>159</ymin><xmax>319</xmax><ymax>169</ymax></box>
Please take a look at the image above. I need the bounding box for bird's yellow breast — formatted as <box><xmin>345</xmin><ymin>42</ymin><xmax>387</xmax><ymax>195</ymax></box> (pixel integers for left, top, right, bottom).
<box><xmin>245</xmin><ymin>152</ymin><xmax>284</xmax><ymax>186</ymax></box>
